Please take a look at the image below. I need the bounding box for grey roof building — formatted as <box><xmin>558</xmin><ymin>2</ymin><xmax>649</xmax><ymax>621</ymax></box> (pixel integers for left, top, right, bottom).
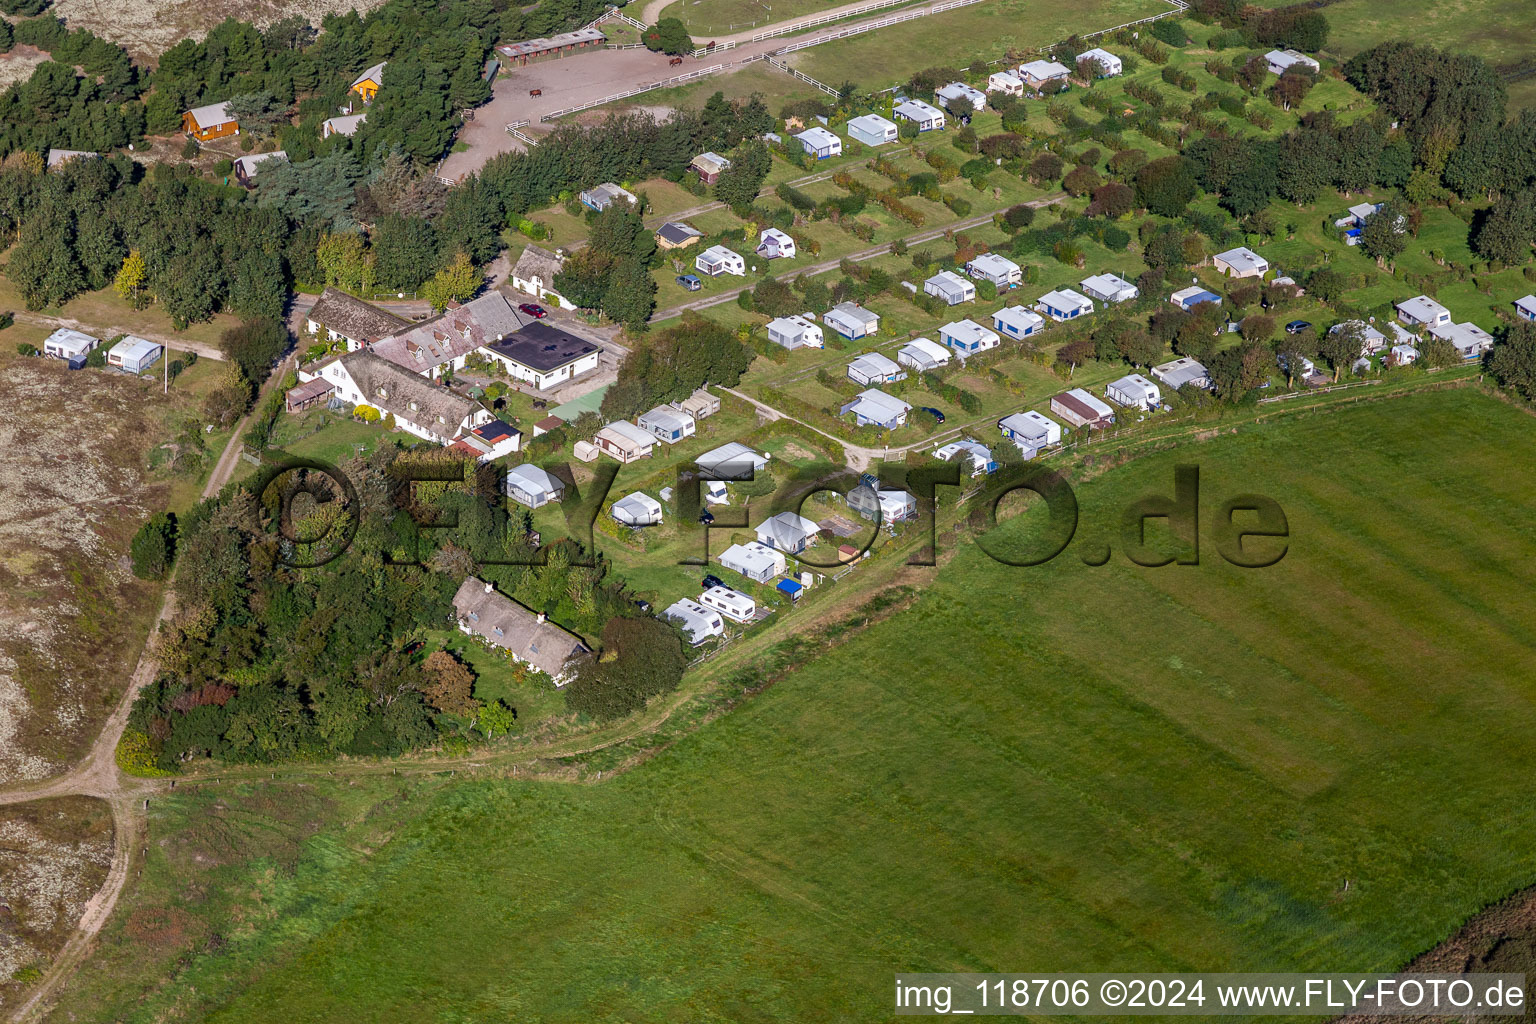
<box><xmin>306</xmin><ymin>287</ymin><xmax>410</xmax><ymax>347</ymax></box>
<box><xmin>451</xmin><ymin>577</ymin><xmax>589</xmax><ymax>684</ymax></box>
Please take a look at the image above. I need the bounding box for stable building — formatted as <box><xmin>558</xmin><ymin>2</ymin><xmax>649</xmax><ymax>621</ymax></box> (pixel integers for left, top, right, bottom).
<box><xmin>350</xmin><ymin>61</ymin><xmax>386</xmax><ymax>103</ymax></box>
<box><xmin>578</xmin><ymin>182</ymin><xmax>637</xmax><ymax>212</ymax></box>
<box><xmin>322</xmin><ymin>113</ymin><xmax>366</xmax><ymax>138</ymax></box>
<box><xmin>840</xmin><ymin>389</ymin><xmax>911</xmax><ymax>430</ymax></box>
<box><xmin>655</xmin><ymin>221</ymin><xmax>703</xmax><ymax>251</ymax></box>
<box><xmin>374</xmin><ymin>291</ymin><xmax>530</xmax><ymax>379</ymax></box>
<box><xmin>233</xmin><ymin>150</ymin><xmax>287</xmax><ymax>188</ymax></box>
<box><xmin>935</xmin><ymin>81</ymin><xmax>986</xmax><ymax>113</ymax></box>
<box><xmin>690</xmin><ymin>151</ymin><xmax>731</xmax><ymax>184</ymax></box>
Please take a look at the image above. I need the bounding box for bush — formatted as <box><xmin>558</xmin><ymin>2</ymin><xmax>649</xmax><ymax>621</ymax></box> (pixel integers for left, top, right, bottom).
<box><xmin>15</xmin><ymin>341</ymin><xmax>36</xmax><ymax>356</ymax></box>
<box><xmin>130</xmin><ymin>512</ymin><xmax>177</xmax><ymax>580</ymax></box>
<box><xmin>116</xmin><ymin>730</ymin><xmax>174</xmax><ymax>777</ymax></box>
<box><xmin>1150</xmin><ymin>18</ymin><xmax>1188</xmax><ymax>46</ymax></box>
<box><xmin>1003</xmin><ymin>204</ymin><xmax>1036</xmax><ymax>230</ymax></box>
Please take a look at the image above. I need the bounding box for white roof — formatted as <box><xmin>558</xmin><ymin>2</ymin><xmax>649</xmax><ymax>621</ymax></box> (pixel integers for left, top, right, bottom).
<box><xmin>1397</xmin><ymin>294</ymin><xmax>1449</xmax><ymax>320</ymax></box>
<box><xmin>697</xmin><ymin>442</ymin><xmax>767</xmax><ymax>476</ymax></box>
<box><xmin>768</xmin><ymin>314</ymin><xmax>817</xmax><ymax>335</ymax></box>
<box><xmin>759</xmin><ymin>227</ymin><xmax>793</xmax><ymax>245</ymax></box>
<box><xmin>185</xmin><ymin>100</ymin><xmax>236</xmax><ymax>128</ymax></box>
<box><xmin>1347</xmin><ymin>202</ymin><xmax>1380</xmax><ymax>220</ymax></box>
<box><xmin>845</xmin><ymin>388</ymin><xmax>911</xmax><ymax>422</ymax></box>
<box><xmin>994</xmin><ymin>305</ymin><xmax>1044</xmax><ymax>331</ymax></box>
<box><xmin>600</xmin><ymin>420</ymin><xmax>655</xmax><ymax>447</ymax></box>
<box><xmin>351</xmin><ymin>60</ymin><xmax>387</xmax><ymax>89</ymax></box>
<box><xmin>795</xmin><ymin>126</ymin><xmax>840</xmax><ymax>147</ymax></box>
<box><xmin>702</xmin><ymin>585</ymin><xmax>755</xmax><ymax>614</ymax></box>
<box><xmin>1081</xmin><ymin>272</ymin><xmax>1135</xmax><ymax>295</ymax></box>
<box><xmin>719</xmin><ymin>541</ymin><xmax>781</xmax><ymax>578</ymax></box>
<box><xmin>1019</xmin><ymin>59</ymin><xmax>1070</xmax><ymax>80</ymax></box>
<box><xmin>848</xmin><ymin>351</ymin><xmax>901</xmax><ymax>378</ymax></box>
<box><xmin>941</xmin><ymin>319</ymin><xmax>998</xmax><ymax>347</ymax></box>
<box><xmin>1076</xmin><ymin>47</ymin><xmax>1119</xmax><ymax>66</ymax></box>
<box><xmin>323</xmin><ymin>113</ymin><xmax>367</xmax><ymax>136</ymax></box>
<box><xmin>999</xmin><ymin>410</ymin><xmax>1058</xmax><ymax>441</ymax></box>
<box><xmin>700</xmin><ymin>244</ymin><xmax>742</xmax><ymax>264</ymax></box>
<box><xmin>1267</xmin><ymin>49</ymin><xmax>1319</xmax><ymax>70</ymax></box>
<box><xmin>927</xmin><ymin>269</ymin><xmax>972</xmax><ymax>292</ymax></box>
<box><xmin>899</xmin><ymin>337</ymin><xmax>950</xmax><ymax>365</ymax></box>
<box><xmin>234</xmin><ymin>151</ymin><xmax>287</xmax><ymax>177</ymax></box>
<box><xmin>1108</xmin><ymin>373</ymin><xmax>1158</xmax><ymax>400</ymax></box>
<box><xmin>933</xmin><ymin>438</ymin><xmax>992</xmax><ymax>472</ymax></box>
<box><xmin>1516</xmin><ymin>295</ymin><xmax>1536</xmax><ymax>315</ymax></box>
<box><xmin>506</xmin><ymin>463</ymin><xmax>563</xmax><ymax>495</ymax></box>
<box><xmin>894</xmin><ymin>98</ymin><xmax>944</xmax><ymax>121</ymax></box>
<box><xmin>664</xmin><ymin>598</ymin><xmax>723</xmax><ymax>643</ymax></box>
<box><xmin>1171</xmin><ymin>285</ymin><xmax>1221</xmax><ymax>305</ymax></box>
<box><xmin>1038</xmin><ymin>288</ymin><xmax>1093</xmax><ymax>311</ymax></box>
<box><xmin>639</xmin><ymin>405</ymin><xmax>692</xmax><ymax>431</ymax></box>
<box><xmin>826</xmin><ymin>301</ymin><xmax>879</xmax><ymax>326</ymax></box>
<box><xmin>1430</xmin><ymin>321</ymin><xmax>1494</xmax><ymax>353</ymax></box>
<box><xmin>109</xmin><ymin>336</ymin><xmax>160</xmax><ymax>360</ymax></box>
<box><xmin>611</xmin><ymin>492</ymin><xmax>663</xmax><ymax>525</ymax></box>
<box><xmin>44</xmin><ymin>327</ymin><xmax>98</xmax><ymax>352</ymax></box>
<box><xmin>848</xmin><ymin>113</ymin><xmax>897</xmax><ymax>135</ymax></box>
<box><xmin>1061</xmin><ymin>387</ymin><xmax>1114</xmax><ymax>418</ymax></box>
<box><xmin>1215</xmin><ymin>246</ymin><xmax>1267</xmax><ymax>272</ymax></box>
<box><xmin>968</xmin><ymin>253</ymin><xmax>1020</xmax><ymax>277</ymax></box>
<box><xmin>989</xmin><ymin>71</ymin><xmax>1023</xmax><ymax>87</ymax></box>
<box><xmin>936</xmin><ymin>82</ymin><xmax>986</xmax><ymax>103</ymax></box>
<box><xmin>1152</xmin><ymin>356</ymin><xmax>1209</xmax><ymax>389</ymax></box>
<box><xmin>754</xmin><ymin>511</ymin><xmax>820</xmax><ymax>541</ymax></box>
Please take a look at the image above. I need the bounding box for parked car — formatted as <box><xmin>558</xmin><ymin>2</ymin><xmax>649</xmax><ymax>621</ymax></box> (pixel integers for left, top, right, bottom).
<box><xmin>701</xmin><ymin>574</ymin><xmax>725</xmax><ymax>590</ymax></box>
<box><xmin>676</xmin><ymin>274</ymin><xmax>702</xmax><ymax>291</ymax></box>
<box><xmin>698</xmin><ymin>508</ymin><xmax>715</xmax><ymax>525</ymax></box>
<box><xmin>1285</xmin><ymin>319</ymin><xmax>1312</xmax><ymax>334</ymax></box>
<box><xmin>918</xmin><ymin>406</ymin><xmax>946</xmax><ymax>424</ymax></box>
<box><xmin>518</xmin><ymin>302</ymin><xmax>547</xmax><ymax>318</ymax></box>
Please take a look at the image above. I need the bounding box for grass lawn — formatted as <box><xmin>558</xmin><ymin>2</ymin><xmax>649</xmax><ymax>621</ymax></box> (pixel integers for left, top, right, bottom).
<box><xmin>0</xmin><ymin>273</ymin><xmax>241</xmax><ymax>351</ymax></box>
<box><xmin>1300</xmin><ymin>0</ymin><xmax>1536</xmax><ymax>109</ymax></box>
<box><xmin>61</xmin><ymin>386</ymin><xmax>1536</xmax><ymax>1022</ymax></box>
<box><xmin>792</xmin><ymin>0</ymin><xmax>1168</xmax><ymax>91</ymax></box>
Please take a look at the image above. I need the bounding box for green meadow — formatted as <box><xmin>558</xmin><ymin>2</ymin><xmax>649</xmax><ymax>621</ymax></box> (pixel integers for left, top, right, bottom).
<box><xmin>53</xmin><ymin>386</ymin><xmax>1536</xmax><ymax>1022</ymax></box>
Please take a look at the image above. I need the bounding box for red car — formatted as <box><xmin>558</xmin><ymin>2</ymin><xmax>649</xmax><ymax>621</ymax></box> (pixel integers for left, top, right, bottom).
<box><xmin>519</xmin><ymin>303</ymin><xmax>547</xmax><ymax>319</ymax></box>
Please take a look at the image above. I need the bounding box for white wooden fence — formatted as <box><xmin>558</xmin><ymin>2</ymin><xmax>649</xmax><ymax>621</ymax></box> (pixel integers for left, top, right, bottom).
<box><xmin>504</xmin><ymin>120</ymin><xmax>541</xmax><ymax>146</ymax></box>
<box><xmin>764</xmin><ymin>56</ymin><xmax>839</xmax><ymax>96</ymax></box>
<box><xmin>748</xmin><ymin>0</ymin><xmax>915</xmax><ymax>42</ymax></box>
<box><xmin>772</xmin><ymin>0</ymin><xmax>986</xmax><ymax>56</ymax></box>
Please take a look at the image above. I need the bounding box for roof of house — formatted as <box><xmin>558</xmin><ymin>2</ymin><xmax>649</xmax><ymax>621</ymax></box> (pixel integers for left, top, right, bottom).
<box><xmin>1109</xmin><ymin>372</ymin><xmax>1159</xmax><ymax>398</ymax></box>
<box><xmin>185</xmin><ymin>100</ymin><xmax>236</xmax><ymax>128</ymax></box>
<box><xmin>697</xmin><ymin>441</ymin><xmax>767</xmax><ymax>477</ymax></box>
<box><xmin>989</xmin><ymin>71</ymin><xmax>1024</xmax><ymax>85</ymax></box>
<box><xmin>656</xmin><ymin>221</ymin><xmax>703</xmax><ymax>245</ymax></box>
<box><xmin>1038</xmin><ymin>288</ymin><xmax>1093</xmax><ymax>310</ymax></box>
<box><xmin>699</xmin><ymin>244</ymin><xmax>742</xmax><ymax>263</ymax></box>
<box><xmin>936</xmin><ymin>82</ymin><xmax>986</xmax><ymax>102</ymax></box>
<box><xmin>795</xmin><ymin>126</ymin><xmax>840</xmax><ymax>147</ymax></box>
<box><xmin>691</xmin><ymin>151</ymin><xmax>731</xmax><ymax>173</ymax></box>
<box><xmin>308</xmin><ymin>287</ymin><xmax>410</xmax><ymax>343</ymax></box>
<box><xmin>506</xmin><ymin>463</ymin><xmax>564</xmax><ymax>496</ymax></box>
<box><xmin>45</xmin><ymin>149</ymin><xmax>97</xmax><ymax>169</ymax></box>
<box><xmin>1518</xmin><ymin>295</ymin><xmax>1536</xmax><ymax>315</ymax></box>
<box><xmin>1267</xmin><ymin>49</ymin><xmax>1319</xmax><ymax>69</ymax></box>
<box><xmin>373</xmin><ymin>291</ymin><xmax>529</xmax><ymax>372</ymax></box>
<box><xmin>234</xmin><ymin>150</ymin><xmax>288</xmax><ymax>178</ymax></box>
<box><xmin>1171</xmin><ymin>285</ymin><xmax>1222</xmax><ymax>306</ymax></box>
<box><xmin>844</xmin><ymin>388</ymin><xmax>911</xmax><ymax>422</ymax></box>
<box><xmin>999</xmin><ymin>410</ymin><xmax>1057</xmax><ymax>440</ymax></box>
<box><xmin>664</xmin><ymin>598</ymin><xmax>723</xmax><ymax>642</ymax></box>
<box><xmin>323</xmin><ymin>112</ymin><xmax>367</xmax><ymax>136</ymax></box>
<box><xmin>451</xmin><ymin>577</ymin><xmax>587</xmax><ymax>678</ymax></box>
<box><xmin>767</xmin><ymin>314</ymin><xmax>818</xmax><ymax>336</ymax></box>
<box><xmin>969</xmin><ymin>253</ymin><xmax>1020</xmax><ymax>275</ymax></box>
<box><xmin>899</xmin><ymin>337</ymin><xmax>950</xmax><ymax>364</ymax></box>
<box><xmin>340</xmin><ymin>349</ymin><xmax>481</xmax><ymax>433</ymax></box>
<box><xmin>1215</xmin><ymin>246</ymin><xmax>1267</xmax><ymax>272</ymax></box>
<box><xmin>1019</xmin><ymin>59</ymin><xmax>1071</xmax><ymax>79</ymax></box>
<box><xmin>1397</xmin><ymin>294</ymin><xmax>1450</xmax><ymax>319</ymax></box>
<box><xmin>759</xmin><ymin>227</ymin><xmax>793</xmax><ymax>245</ymax></box>
<box><xmin>1347</xmin><ymin>201</ymin><xmax>1381</xmax><ymax>220</ymax></box>
<box><xmin>933</xmin><ymin>438</ymin><xmax>993</xmax><ymax>470</ymax></box>
<box><xmin>942</xmin><ymin>318</ymin><xmax>998</xmax><ymax>345</ymax></box>
<box><xmin>1076</xmin><ymin>47</ymin><xmax>1119</xmax><ymax>65</ymax></box>
<box><xmin>1429</xmin><ymin>321</ymin><xmax>1494</xmax><ymax>352</ymax></box>
<box><xmin>894</xmin><ymin>98</ymin><xmax>944</xmax><ymax>120</ymax></box>
<box><xmin>513</xmin><ymin>244</ymin><xmax>563</xmax><ymax>283</ymax></box>
<box><xmin>994</xmin><ymin>305</ymin><xmax>1044</xmax><ymax>328</ymax></box>
<box><xmin>848</xmin><ymin>113</ymin><xmax>897</xmax><ymax>133</ymax></box>
<box><xmin>611</xmin><ymin>492</ymin><xmax>663</xmax><ymax>525</ymax></box>
<box><xmin>351</xmin><ymin>61</ymin><xmax>387</xmax><ymax>89</ymax></box>
<box><xmin>1152</xmin><ymin>356</ymin><xmax>1210</xmax><ymax>389</ymax></box>
<box><xmin>755</xmin><ymin>511</ymin><xmax>820</xmax><ymax>546</ymax></box>
<box><xmin>109</xmin><ymin>336</ymin><xmax>161</xmax><ymax>361</ymax></box>
<box><xmin>598</xmin><ymin>420</ymin><xmax>654</xmax><ymax>448</ymax></box>
<box><xmin>1057</xmin><ymin>387</ymin><xmax>1114</xmax><ymax>419</ymax></box>
<box><xmin>1081</xmin><ymin>272</ymin><xmax>1135</xmax><ymax>294</ymax></box>
<box><xmin>927</xmin><ymin>269</ymin><xmax>972</xmax><ymax>291</ymax></box>
<box><xmin>719</xmin><ymin>541</ymin><xmax>781</xmax><ymax>577</ymax></box>
<box><xmin>534</xmin><ymin>415</ymin><xmax>565</xmax><ymax>432</ymax></box>
<box><xmin>826</xmin><ymin>301</ymin><xmax>879</xmax><ymax>326</ymax></box>
<box><xmin>639</xmin><ymin>405</ymin><xmax>692</xmax><ymax>431</ymax></box>
<box><xmin>581</xmin><ymin>182</ymin><xmax>637</xmax><ymax>206</ymax></box>
<box><xmin>287</xmin><ymin>377</ymin><xmax>335</xmax><ymax>405</ymax></box>
<box><xmin>848</xmin><ymin>352</ymin><xmax>901</xmax><ymax>378</ymax></box>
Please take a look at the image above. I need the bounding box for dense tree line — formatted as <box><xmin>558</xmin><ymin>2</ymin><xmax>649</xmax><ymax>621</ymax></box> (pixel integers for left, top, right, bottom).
<box><xmin>127</xmin><ymin>445</ymin><xmax>670</xmax><ymax>770</ymax></box>
<box><xmin>600</xmin><ymin>313</ymin><xmax>754</xmax><ymax>420</ymax></box>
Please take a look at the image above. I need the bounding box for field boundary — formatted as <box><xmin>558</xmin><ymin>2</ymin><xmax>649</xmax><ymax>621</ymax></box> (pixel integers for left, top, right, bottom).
<box><xmin>541</xmin><ymin>62</ymin><xmax>734</xmax><ymax>120</ymax></box>
<box><xmin>764</xmin><ymin>56</ymin><xmax>839</xmax><ymax>96</ymax></box>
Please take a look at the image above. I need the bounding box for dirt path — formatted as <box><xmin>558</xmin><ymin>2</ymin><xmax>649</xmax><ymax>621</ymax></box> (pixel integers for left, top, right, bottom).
<box><xmin>650</xmin><ymin>195</ymin><xmax>1064</xmax><ymax>322</ymax></box>
<box><xmin>12</xmin><ymin>312</ymin><xmax>226</xmax><ymax>363</ymax></box>
<box><xmin>0</xmin><ymin>372</ymin><xmax>269</xmax><ymax>1024</ymax></box>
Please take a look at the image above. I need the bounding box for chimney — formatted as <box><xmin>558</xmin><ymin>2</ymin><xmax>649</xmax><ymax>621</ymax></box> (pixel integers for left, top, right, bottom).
<box><xmin>537</xmin><ymin>612</ymin><xmax>546</xmax><ymax>624</ymax></box>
